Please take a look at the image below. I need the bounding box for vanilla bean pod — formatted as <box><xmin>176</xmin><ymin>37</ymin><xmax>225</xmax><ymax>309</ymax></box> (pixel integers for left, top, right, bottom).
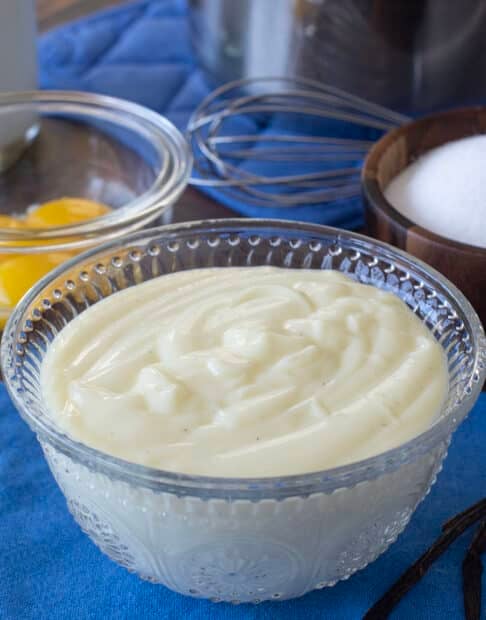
<box><xmin>462</xmin><ymin>519</ymin><xmax>486</xmax><ymax>620</ymax></box>
<box><xmin>364</xmin><ymin>498</ymin><xmax>486</xmax><ymax>619</ymax></box>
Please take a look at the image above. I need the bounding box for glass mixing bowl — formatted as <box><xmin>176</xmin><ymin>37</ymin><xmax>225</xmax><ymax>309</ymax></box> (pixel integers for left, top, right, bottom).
<box><xmin>0</xmin><ymin>90</ymin><xmax>191</xmax><ymax>326</ymax></box>
<box><xmin>2</xmin><ymin>220</ymin><xmax>485</xmax><ymax>603</ymax></box>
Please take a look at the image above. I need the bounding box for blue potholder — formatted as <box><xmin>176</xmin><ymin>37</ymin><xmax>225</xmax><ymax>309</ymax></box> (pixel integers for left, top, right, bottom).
<box><xmin>38</xmin><ymin>0</ymin><xmax>366</xmax><ymax>229</ymax></box>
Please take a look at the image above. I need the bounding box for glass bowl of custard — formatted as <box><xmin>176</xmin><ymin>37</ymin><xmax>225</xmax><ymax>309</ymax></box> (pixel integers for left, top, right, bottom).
<box><xmin>0</xmin><ymin>91</ymin><xmax>191</xmax><ymax>328</ymax></box>
<box><xmin>2</xmin><ymin>220</ymin><xmax>485</xmax><ymax>603</ymax></box>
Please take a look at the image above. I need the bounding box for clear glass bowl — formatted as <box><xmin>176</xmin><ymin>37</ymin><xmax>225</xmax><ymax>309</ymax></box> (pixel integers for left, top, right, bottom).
<box><xmin>2</xmin><ymin>220</ymin><xmax>485</xmax><ymax>603</ymax></box>
<box><xmin>0</xmin><ymin>90</ymin><xmax>191</xmax><ymax>325</ymax></box>
<box><xmin>0</xmin><ymin>91</ymin><xmax>191</xmax><ymax>247</ymax></box>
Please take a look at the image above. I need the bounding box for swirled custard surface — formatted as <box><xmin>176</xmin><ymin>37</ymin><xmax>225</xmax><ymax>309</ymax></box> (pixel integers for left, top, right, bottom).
<box><xmin>41</xmin><ymin>267</ymin><xmax>448</xmax><ymax>476</ymax></box>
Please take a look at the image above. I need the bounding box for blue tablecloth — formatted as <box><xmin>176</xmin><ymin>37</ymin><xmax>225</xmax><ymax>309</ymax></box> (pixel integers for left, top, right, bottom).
<box><xmin>1</xmin><ymin>1</ymin><xmax>485</xmax><ymax>618</ymax></box>
<box><xmin>1</xmin><ymin>386</ymin><xmax>485</xmax><ymax>620</ymax></box>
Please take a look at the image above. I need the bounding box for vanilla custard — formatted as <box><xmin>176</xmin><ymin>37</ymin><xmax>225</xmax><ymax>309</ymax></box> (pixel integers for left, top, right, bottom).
<box><xmin>41</xmin><ymin>267</ymin><xmax>448</xmax><ymax>476</ymax></box>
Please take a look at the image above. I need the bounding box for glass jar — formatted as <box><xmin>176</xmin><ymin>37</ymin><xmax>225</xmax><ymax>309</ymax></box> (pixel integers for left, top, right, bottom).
<box><xmin>0</xmin><ymin>91</ymin><xmax>191</xmax><ymax>327</ymax></box>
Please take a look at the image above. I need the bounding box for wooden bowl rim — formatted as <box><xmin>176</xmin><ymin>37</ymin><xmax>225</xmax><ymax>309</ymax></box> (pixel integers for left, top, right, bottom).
<box><xmin>361</xmin><ymin>105</ymin><xmax>486</xmax><ymax>257</ymax></box>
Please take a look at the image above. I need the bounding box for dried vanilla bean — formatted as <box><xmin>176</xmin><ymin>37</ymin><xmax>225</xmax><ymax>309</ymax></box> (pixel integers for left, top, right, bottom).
<box><xmin>462</xmin><ymin>519</ymin><xmax>486</xmax><ymax>620</ymax></box>
<box><xmin>364</xmin><ymin>498</ymin><xmax>486</xmax><ymax>620</ymax></box>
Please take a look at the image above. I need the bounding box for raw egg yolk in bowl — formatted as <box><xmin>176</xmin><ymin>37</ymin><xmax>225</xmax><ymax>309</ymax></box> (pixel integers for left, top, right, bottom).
<box><xmin>0</xmin><ymin>198</ymin><xmax>110</xmax><ymax>328</ymax></box>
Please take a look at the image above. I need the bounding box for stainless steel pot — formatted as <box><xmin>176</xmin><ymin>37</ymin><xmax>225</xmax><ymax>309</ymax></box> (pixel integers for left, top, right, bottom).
<box><xmin>189</xmin><ymin>0</ymin><xmax>486</xmax><ymax>112</ymax></box>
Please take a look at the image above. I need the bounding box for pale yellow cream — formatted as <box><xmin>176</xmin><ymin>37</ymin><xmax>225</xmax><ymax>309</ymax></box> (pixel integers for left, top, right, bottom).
<box><xmin>41</xmin><ymin>267</ymin><xmax>448</xmax><ymax>477</ymax></box>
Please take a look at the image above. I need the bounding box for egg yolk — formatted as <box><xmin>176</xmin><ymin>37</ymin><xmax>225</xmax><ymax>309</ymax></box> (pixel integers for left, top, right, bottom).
<box><xmin>25</xmin><ymin>198</ymin><xmax>111</xmax><ymax>228</ymax></box>
<box><xmin>0</xmin><ymin>198</ymin><xmax>110</xmax><ymax>328</ymax></box>
<box><xmin>0</xmin><ymin>215</ymin><xmax>23</xmax><ymax>229</ymax></box>
<box><xmin>0</xmin><ymin>253</ymin><xmax>72</xmax><ymax>306</ymax></box>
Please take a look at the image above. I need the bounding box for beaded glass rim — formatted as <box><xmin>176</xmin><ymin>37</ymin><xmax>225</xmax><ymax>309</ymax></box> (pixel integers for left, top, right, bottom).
<box><xmin>2</xmin><ymin>219</ymin><xmax>485</xmax><ymax>499</ymax></box>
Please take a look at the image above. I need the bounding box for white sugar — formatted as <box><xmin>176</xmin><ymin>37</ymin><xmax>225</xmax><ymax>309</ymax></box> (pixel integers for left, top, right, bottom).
<box><xmin>384</xmin><ymin>134</ymin><xmax>486</xmax><ymax>248</ymax></box>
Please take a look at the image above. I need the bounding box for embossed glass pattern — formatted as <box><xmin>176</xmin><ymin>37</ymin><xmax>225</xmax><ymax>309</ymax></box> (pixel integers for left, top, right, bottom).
<box><xmin>2</xmin><ymin>220</ymin><xmax>485</xmax><ymax>603</ymax></box>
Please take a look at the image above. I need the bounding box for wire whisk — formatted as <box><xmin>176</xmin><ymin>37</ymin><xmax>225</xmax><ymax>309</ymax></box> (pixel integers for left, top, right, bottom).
<box><xmin>187</xmin><ymin>77</ymin><xmax>410</xmax><ymax>208</ymax></box>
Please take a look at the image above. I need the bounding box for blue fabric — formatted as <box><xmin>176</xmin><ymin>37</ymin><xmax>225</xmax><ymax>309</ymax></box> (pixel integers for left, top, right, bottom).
<box><xmin>37</xmin><ymin>0</ymin><xmax>366</xmax><ymax>229</ymax></box>
<box><xmin>1</xmin><ymin>385</ymin><xmax>486</xmax><ymax>619</ymax></box>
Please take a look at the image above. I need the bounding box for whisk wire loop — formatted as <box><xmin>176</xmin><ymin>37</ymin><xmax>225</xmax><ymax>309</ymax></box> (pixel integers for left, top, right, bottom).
<box><xmin>187</xmin><ymin>77</ymin><xmax>410</xmax><ymax>208</ymax></box>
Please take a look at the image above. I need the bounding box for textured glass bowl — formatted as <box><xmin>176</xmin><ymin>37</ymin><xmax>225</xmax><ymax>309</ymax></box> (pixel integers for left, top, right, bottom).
<box><xmin>2</xmin><ymin>220</ymin><xmax>485</xmax><ymax>603</ymax></box>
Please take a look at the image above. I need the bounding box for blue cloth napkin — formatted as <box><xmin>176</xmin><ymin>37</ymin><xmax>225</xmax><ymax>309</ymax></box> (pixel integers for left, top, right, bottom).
<box><xmin>38</xmin><ymin>0</ymin><xmax>366</xmax><ymax>230</ymax></box>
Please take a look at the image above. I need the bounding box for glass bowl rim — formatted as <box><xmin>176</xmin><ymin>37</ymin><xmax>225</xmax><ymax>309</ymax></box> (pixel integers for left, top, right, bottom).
<box><xmin>2</xmin><ymin>218</ymin><xmax>485</xmax><ymax>498</ymax></box>
<box><xmin>0</xmin><ymin>90</ymin><xmax>192</xmax><ymax>248</ymax></box>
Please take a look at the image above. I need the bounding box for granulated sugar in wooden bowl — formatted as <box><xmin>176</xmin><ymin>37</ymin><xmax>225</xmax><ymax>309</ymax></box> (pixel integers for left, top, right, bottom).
<box><xmin>362</xmin><ymin>106</ymin><xmax>486</xmax><ymax>329</ymax></box>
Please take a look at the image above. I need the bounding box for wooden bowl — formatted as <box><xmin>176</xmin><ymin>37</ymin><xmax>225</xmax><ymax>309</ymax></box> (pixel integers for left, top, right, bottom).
<box><xmin>362</xmin><ymin>107</ymin><xmax>486</xmax><ymax>328</ymax></box>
